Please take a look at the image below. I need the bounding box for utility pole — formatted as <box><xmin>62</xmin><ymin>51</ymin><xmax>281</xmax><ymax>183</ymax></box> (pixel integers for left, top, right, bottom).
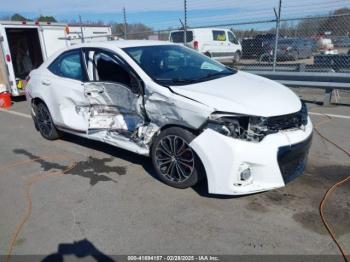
<box><xmin>273</xmin><ymin>0</ymin><xmax>282</xmax><ymax>71</ymax></box>
<box><xmin>184</xmin><ymin>0</ymin><xmax>187</xmax><ymax>45</ymax></box>
<box><xmin>79</xmin><ymin>15</ymin><xmax>85</xmax><ymax>43</ymax></box>
<box><xmin>123</xmin><ymin>7</ymin><xmax>127</xmax><ymax>39</ymax></box>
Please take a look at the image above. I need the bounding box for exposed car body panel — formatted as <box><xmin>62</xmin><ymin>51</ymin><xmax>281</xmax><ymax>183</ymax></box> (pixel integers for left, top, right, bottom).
<box><xmin>190</xmin><ymin>117</ymin><xmax>313</xmax><ymax>195</ymax></box>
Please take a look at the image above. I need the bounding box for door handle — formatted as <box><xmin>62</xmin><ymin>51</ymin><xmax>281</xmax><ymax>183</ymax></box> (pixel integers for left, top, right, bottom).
<box><xmin>85</xmin><ymin>87</ymin><xmax>105</xmax><ymax>96</ymax></box>
<box><xmin>42</xmin><ymin>79</ymin><xmax>51</xmax><ymax>86</ymax></box>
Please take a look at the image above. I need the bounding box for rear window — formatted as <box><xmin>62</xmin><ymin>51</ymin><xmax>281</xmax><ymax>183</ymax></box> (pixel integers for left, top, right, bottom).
<box><xmin>170</xmin><ymin>31</ymin><xmax>193</xmax><ymax>43</ymax></box>
<box><xmin>212</xmin><ymin>30</ymin><xmax>226</xmax><ymax>41</ymax></box>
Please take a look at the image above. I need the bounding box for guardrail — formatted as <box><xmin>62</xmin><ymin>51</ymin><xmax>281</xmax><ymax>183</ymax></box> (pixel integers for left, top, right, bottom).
<box><xmin>243</xmin><ymin>71</ymin><xmax>350</xmax><ymax>106</ymax></box>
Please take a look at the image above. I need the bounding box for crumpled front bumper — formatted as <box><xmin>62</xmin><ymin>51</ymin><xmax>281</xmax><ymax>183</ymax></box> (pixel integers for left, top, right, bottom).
<box><xmin>190</xmin><ymin>117</ymin><xmax>313</xmax><ymax>195</ymax></box>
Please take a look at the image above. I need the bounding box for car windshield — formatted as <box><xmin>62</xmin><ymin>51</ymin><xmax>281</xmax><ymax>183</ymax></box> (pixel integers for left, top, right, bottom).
<box><xmin>123</xmin><ymin>45</ymin><xmax>236</xmax><ymax>86</ymax></box>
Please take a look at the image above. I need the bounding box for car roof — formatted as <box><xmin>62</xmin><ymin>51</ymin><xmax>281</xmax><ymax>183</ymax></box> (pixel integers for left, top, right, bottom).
<box><xmin>66</xmin><ymin>40</ymin><xmax>174</xmax><ymax>50</ymax></box>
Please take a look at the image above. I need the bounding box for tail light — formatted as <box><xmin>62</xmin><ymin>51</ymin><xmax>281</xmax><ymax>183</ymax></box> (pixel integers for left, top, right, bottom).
<box><xmin>5</xmin><ymin>54</ymin><xmax>11</xmax><ymax>62</ymax></box>
<box><xmin>193</xmin><ymin>40</ymin><xmax>199</xmax><ymax>50</ymax></box>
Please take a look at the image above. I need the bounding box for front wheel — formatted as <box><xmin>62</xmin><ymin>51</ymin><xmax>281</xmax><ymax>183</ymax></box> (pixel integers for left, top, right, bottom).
<box><xmin>233</xmin><ymin>51</ymin><xmax>241</xmax><ymax>63</ymax></box>
<box><xmin>151</xmin><ymin>127</ymin><xmax>204</xmax><ymax>189</ymax></box>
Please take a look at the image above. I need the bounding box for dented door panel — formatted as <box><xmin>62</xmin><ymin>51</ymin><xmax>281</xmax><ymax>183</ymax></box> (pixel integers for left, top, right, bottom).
<box><xmin>83</xmin><ymin>82</ymin><xmax>144</xmax><ymax>133</ymax></box>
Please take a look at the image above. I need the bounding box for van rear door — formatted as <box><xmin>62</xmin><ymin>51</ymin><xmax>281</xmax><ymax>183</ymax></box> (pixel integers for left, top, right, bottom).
<box><xmin>4</xmin><ymin>26</ymin><xmax>44</xmax><ymax>96</ymax></box>
<box><xmin>0</xmin><ymin>35</ymin><xmax>10</xmax><ymax>91</ymax></box>
<box><xmin>0</xmin><ymin>25</ymin><xmax>18</xmax><ymax>95</ymax></box>
<box><xmin>169</xmin><ymin>31</ymin><xmax>193</xmax><ymax>48</ymax></box>
<box><xmin>39</xmin><ymin>25</ymin><xmax>69</xmax><ymax>58</ymax></box>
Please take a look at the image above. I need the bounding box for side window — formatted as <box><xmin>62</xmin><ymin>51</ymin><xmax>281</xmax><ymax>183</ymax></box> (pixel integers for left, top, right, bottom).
<box><xmin>228</xmin><ymin>31</ymin><xmax>239</xmax><ymax>45</ymax></box>
<box><xmin>212</xmin><ymin>30</ymin><xmax>226</xmax><ymax>41</ymax></box>
<box><xmin>84</xmin><ymin>49</ymin><xmax>140</xmax><ymax>93</ymax></box>
<box><xmin>48</xmin><ymin>50</ymin><xmax>83</xmax><ymax>81</ymax></box>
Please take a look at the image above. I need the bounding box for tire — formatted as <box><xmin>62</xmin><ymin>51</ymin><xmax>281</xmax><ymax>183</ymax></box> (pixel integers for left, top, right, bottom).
<box><xmin>258</xmin><ymin>53</ymin><xmax>272</xmax><ymax>63</ymax></box>
<box><xmin>291</xmin><ymin>51</ymin><xmax>299</xmax><ymax>61</ymax></box>
<box><xmin>151</xmin><ymin>127</ymin><xmax>204</xmax><ymax>189</ymax></box>
<box><xmin>204</xmin><ymin>52</ymin><xmax>211</xmax><ymax>58</ymax></box>
<box><xmin>33</xmin><ymin>102</ymin><xmax>61</xmax><ymax>140</ymax></box>
<box><xmin>233</xmin><ymin>51</ymin><xmax>241</xmax><ymax>64</ymax></box>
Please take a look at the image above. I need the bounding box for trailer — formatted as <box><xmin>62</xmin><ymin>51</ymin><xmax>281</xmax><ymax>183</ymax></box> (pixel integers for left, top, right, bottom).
<box><xmin>0</xmin><ymin>21</ymin><xmax>112</xmax><ymax>96</ymax></box>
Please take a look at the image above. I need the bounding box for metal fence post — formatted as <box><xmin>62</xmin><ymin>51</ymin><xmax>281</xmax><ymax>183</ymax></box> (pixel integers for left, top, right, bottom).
<box><xmin>324</xmin><ymin>88</ymin><xmax>333</xmax><ymax>106</ymax></box>
<box><xmin>79</xmin><ymin>15</ymin><xmax>85</xmax><ymax>43</ymax></box>
<box><xmin>123</xmin><ymin>7</ymin><xmax>127</xmax><ymax>40</ymax></box>
<box><xmin>273</xmin><ymin>0</ymin><xmax>282</xmax><ymax>71</ymax></box>
<box><xmin>184</xmin><ymin>0</ymin><xmax>187</xmax><ymax>45</ymax></box>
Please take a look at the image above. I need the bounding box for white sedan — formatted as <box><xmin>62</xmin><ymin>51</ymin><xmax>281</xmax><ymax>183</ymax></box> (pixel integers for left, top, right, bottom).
<box><xmin>26</xmin><ymin>40</ymin><xmax>313</xmax><ymax>195</ymax></box>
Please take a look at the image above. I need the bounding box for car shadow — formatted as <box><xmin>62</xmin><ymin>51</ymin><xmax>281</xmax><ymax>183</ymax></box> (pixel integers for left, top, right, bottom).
<box><xmin>61</xmin><ymin>132</ymin><xmax>229</xmax><ymax>198</ymax></box>
<box><xmin>61</xmin><ymin>132</ymin><xmax>260</xmax><ymax>199</ymax></box>
<box><xmin>61</xmin><ymin>132</ymin><xmax>156</xmax><ymax>179</ymax></box>
<box><xmin>42</xmin><ymin>239</ymin><xmax>114</xmax><ymax>262</ymax></box>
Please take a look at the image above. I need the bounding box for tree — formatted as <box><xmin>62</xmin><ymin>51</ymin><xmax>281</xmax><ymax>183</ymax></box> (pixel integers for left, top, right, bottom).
<box><xmin>37</xmin><ymin>15</ymin><xmax>57</xmax><ymax>23</ymax></box>
<box><xmin>319</xmin><ymin>8</ymin><xmax>350</xmax><ymax>36</ymax></box>
<box><xmin>11</xmin><ymin>13</ymin><xmax>30</xmax><ymax>21</ymax></box>
<box><xmin>296</xmin><ymin>8</ymin><xmax>350</xmax><ymax>37</ymax></box>
<box><xmin>112</xmin><ymin>22</ymin><xmax>153</xmax><ymax>39</ymax></box>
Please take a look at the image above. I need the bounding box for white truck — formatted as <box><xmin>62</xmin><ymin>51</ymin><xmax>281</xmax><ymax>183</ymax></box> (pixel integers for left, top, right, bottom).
<box><xmin>0</xmin><ymin>21</ymin><xmax>112</xmax><ymax>96</ymax></box>
<box><xmin>169</xmin><ymin>28</ymin><xmax>242</xmax><ymax>63</ymax></box>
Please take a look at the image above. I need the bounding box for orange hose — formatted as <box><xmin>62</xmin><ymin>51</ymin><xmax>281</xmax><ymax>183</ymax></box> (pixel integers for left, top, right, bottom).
<box><xmin>1</xmin><ymin>156</ymin><xmax>76</xmax><ymax>262</ymax></box>
<box><xmin>314</xmin><ymin>114</ymin><xmax>349</xmax><ymax>262</ymax></box>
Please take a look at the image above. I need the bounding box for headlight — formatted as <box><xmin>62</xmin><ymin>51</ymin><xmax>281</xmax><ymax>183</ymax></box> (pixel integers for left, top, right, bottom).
<box><xmin>300</xmin><ymin>101</ymin><xmax>308</xmax><ymax>126</ymax></box>
<box><xmin>206</xmin><ymin>114</ymin><xmax>250</xmax><ymax>140</ymax></box>
<box><xmin>206</xmin><ymin>102</ymin><xmax>308</xmax><ymax>142</ymax></box>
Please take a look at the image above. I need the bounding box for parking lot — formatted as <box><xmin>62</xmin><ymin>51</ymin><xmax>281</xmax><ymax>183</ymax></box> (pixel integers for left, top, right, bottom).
<box><xmin>0</xmin><ymin>92</ymin><xmax>349</xmax><ymax>259</ymax></box>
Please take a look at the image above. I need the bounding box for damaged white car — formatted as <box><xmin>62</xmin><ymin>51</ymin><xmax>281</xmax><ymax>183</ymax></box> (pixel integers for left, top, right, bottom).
<box><xmin>26</xmin><ymin>41</ymin><xmax>313</xmax><ymax>195</ymax></box>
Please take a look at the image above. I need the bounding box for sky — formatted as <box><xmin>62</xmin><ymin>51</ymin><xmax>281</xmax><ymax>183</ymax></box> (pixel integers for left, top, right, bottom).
<box><xmin>1</xmin><ymin>0</ymin><xmax>350</xmax><ymax>29</ymax></box>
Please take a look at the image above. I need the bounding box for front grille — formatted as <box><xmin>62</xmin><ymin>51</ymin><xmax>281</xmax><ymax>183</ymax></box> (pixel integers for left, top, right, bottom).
<box><xmin>267</xmin><ymin>103</ymin><xmax>308</xmax><ymax>132</ymax></box>
<box><xmin>267</xmin><ymin>112</ymin><xmax>303</xmax><ymax>131</ymax></box>
<box><xmin>277</xmin><ymin>134</ymin><xmax>312</xmax><ymax>183</ymax></box>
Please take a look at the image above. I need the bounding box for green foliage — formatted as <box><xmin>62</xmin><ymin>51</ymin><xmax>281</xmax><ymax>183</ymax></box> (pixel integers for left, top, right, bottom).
<box><xmin>11</xmin><ymin>13</ymin><xmax>31</xmax><ymax>21</ymax></box>
<box><xmin>37</xmin><ymin>16</ymin><xmax>57</xmax><ymax>22</ymax></box>
<box><xmin>112</xmin><ymin>23</ymin><xmax>153</xmax><ymax>39</ymax></box>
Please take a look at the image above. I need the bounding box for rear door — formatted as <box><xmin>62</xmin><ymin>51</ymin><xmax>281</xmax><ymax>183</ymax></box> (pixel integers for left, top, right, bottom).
<box><xmin>44</xmin><ymin>48</ymin><xmax>90</xmax><ymax>132</ymax></box>
<box><xmin>81</xmin><ymin>48</ymin><xmax>144</xmax><ymax>140</ymax></box>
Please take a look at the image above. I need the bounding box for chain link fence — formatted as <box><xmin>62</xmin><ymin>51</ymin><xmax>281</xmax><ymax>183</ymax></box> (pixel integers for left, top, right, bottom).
<box><xmin>121</xmin><ymin>13</ymin><xmax>350</xmax><ymax>73</ymax></box>
<box><xmin>236</xmin><ymin>13</ymin><xmax>350</xmax><ymax>73</ymax></box>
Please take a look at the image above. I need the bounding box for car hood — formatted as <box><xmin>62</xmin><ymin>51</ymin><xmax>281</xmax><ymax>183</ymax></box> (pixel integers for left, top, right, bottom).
<box><xmin>170</xmin><ymin>71</ymin><xmax>301</xmax><ymax>117</ymax></box>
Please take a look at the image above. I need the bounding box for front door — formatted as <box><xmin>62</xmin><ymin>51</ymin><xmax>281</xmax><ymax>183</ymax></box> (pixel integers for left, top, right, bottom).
<box><xmin>81</xmin><ymin>48</ymin><xmax>144</xmax><ymax>141</ymax></box>
<box><xmin>211</xmin><ymin>30</ymin><xmax>228</xmax><ymax>59</ymax></box>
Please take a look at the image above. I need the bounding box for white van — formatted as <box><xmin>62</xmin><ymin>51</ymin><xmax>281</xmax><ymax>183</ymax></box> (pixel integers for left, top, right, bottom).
<box><xmin>0</xmin><ymin>21</ymin><xmax>112</xmax><ymax>96</ymax></box>
<box><xmin>169</xmin><ymin>28</ymin><xmax>242</xmax><ymax>63</ymax></box>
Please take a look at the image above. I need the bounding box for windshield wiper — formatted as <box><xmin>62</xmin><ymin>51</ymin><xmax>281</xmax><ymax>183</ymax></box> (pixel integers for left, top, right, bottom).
<box><xmin>194</xmin><ymin>71</ymin><xmax>233</xmax><ymax>82</ymax></box>
<box><xmin>156</xmin><ymin>78</ymin><xmax>197</xmax><ymax>85</ymax></box>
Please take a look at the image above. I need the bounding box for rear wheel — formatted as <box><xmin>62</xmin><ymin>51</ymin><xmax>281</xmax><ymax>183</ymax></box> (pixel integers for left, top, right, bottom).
<box><xmin>151</xmin><ymin>127</ymin><xmax>204</xmax><ymax>189</ymax></box>
<box><xmin>34</xmin><ymin>102</ymin><xmax>61</xmax><ymax>140</ymax></box>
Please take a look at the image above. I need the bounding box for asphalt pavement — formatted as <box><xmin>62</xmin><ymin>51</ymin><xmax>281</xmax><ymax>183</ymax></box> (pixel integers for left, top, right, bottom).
<box><xmin>0</xmin><ymin>95</ymin><xmax>349</xmax><ymax>259</ymax></box>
